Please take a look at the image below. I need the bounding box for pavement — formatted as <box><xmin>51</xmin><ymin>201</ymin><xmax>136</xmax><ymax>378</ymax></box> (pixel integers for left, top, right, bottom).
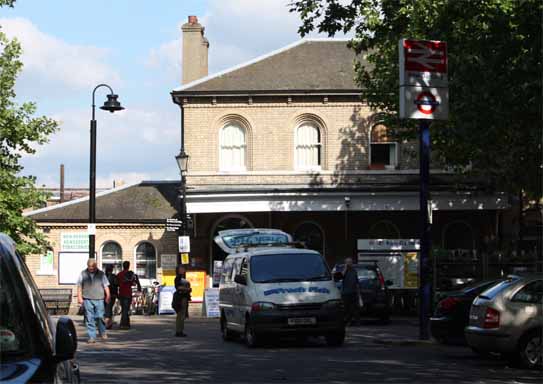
<box><xmin>70</xmin><ymin>315</ymin><xmax>542</xmax><ymax>384</ymax></box>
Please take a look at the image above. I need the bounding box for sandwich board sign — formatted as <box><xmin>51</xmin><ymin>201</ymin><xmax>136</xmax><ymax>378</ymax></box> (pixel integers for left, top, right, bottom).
<box><xmin>399</xmin><ymin>39</ymin><xmax>448</xmax><ymax>120</ymax></box>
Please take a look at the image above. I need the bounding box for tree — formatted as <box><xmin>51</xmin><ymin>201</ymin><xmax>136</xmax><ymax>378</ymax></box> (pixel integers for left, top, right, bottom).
<box><xmin>1</xmin><ymin>0</ymin><xmax>59</xmax><ymax>254</ymax></box>
<box><xmin>290</xmin><ymin>0</ymin><xmax>542</xmax><ymax>200</ymax></box>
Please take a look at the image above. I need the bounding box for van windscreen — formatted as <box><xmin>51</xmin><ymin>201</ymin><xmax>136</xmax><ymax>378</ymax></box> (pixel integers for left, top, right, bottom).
<box><xmin>250</xmin><ymin>253</ymin><xmax>331</xmax><ymax>283</ymax></box>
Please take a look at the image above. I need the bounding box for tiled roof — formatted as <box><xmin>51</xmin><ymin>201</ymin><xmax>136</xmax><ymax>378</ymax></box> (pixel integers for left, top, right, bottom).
<box><xmin>172</xmin><ymin>39</ymin><xmax>361</xmax><ymax>94</ymax></box>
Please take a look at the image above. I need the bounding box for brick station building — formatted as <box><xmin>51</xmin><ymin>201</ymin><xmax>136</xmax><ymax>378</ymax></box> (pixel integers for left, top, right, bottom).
<box><xmin>26</xmin><ymin>16</ymin><xmax>519</xmax><ymax>313</ymax></box>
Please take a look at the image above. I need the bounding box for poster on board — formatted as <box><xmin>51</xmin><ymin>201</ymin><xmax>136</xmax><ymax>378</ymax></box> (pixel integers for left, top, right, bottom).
<box><xmin>58</xmin><ymin>252</ymin><xmax>89</xmax><ymax>285</ymax></box>
<box><xmin>204</xmin><ymin>288</ymin><xmax>220</xmax><ymax>318</ymax></box>
<box><xmin>186</xmin><ymin>271</ymin><xmax>206</xmax><ymax>302</ymax></box>
<box><xmin>158</xmin><ymin>286</ymin><xmax>176</xmax><ymax>315</ymax></box>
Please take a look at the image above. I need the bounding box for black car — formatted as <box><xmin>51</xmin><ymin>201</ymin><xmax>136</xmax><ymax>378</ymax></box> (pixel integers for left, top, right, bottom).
<box><xmin>430</xmin><ymin>278</ymin><xmax>503</xmax><ymax>344</ymax></box>
<box><xmin>332</xmin><ymin>262</ymin><xmax>392</xmax><ymax>323</ymax></box>
<box><xmin>0</xmin><ymin>234</ymin><xmax>80</xmax><ymax>383</ymax></box>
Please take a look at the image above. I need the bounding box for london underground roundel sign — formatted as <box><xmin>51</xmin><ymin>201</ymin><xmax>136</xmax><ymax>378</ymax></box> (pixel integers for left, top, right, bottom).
<box><xmin>414</xmin><ymin>92</ymin><xmax>439</xmax><ymax>115</ymax></box>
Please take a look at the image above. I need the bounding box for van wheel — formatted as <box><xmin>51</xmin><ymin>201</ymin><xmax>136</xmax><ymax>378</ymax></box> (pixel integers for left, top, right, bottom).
<box><xmin>325</xmin><ymin>331</ymin><xmax>345</xmax><ymax>347</ymax></box>
<box><xmin>244</xmin><ymin>318</ymin><xmax>259</xmax><ymax>348</ymax></box>
<box><xmin>518</xmin><ymin>329</ymin><xmax>542</xmax><ymax>370</ymax></box>
<box><xmin>220</xmin><ymin>314</ymin><xmax>235</xmax><ymax>341</ymax></box>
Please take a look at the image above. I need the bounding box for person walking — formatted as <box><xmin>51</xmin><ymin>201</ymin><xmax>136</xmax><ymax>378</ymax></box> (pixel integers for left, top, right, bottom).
<box><xmin>339</xmin><ymin>257</ymin><xmax>361</xmax><ymax>326</ymax></box>
<box><xmin>117</xmin><ymin>261</ymin><xmax>141</xmax><ymax>330</ymax></box>
<box><xmin>104</xmin><ymin>265</ymin><xmax>119</xmax><ymax>329</ymax></box>
<box><xmin>77</xmin><ymin>259</ymin><xmax>111</xmax><ymax>343</ymax></box>
<box><xmin>172</xmin><ymin>265</ymin><xmax>191</xmax><ymax>337</ymax></box>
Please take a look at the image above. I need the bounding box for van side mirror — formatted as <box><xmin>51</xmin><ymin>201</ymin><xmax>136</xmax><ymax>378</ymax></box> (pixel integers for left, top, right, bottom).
<box><xmin>333</xmin><ymin>271</ymin><xmax>343</xmax><ymax>282</ymax></box>
<box><xmin>234</xmin><ymin>275</ymin><xmax>247</xmax><ymax>285</ymax></box>
<box><xmin>386</xmin><ymin>280</ymin><xmax>394</xmax><ymax>287</ymax></box>
<box><xmin>55</xmin><ymin>317</ymin><xmax>77</xmax><ymax>362</ymax></box>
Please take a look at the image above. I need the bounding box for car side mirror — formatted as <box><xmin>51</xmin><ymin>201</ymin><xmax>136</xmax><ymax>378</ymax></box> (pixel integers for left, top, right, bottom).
<box><xmin>55</xmin><ymin>317</ymin><xmax>77</xmax><ymax>362</ymax></box>
<box><xmin>386</xmin><ymin>280</ymin><xmax>394</xmax><ymax>287</ymax></box>
<box><xmin>234</xmin><ymin>275</ymin><xmax>247</xmax><ymax>285</ymax></box>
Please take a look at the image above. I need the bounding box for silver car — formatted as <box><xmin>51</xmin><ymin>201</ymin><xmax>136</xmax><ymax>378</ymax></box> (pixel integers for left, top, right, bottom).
<box><xmin>465</xmin><ymin>275</ymin><xmax>542</xmax><ymax>369</ymax></box>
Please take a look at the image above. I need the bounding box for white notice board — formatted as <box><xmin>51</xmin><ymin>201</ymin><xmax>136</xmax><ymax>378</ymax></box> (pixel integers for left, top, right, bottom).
<box><xmin>58</xmin><ymin>252</ymin><xmax>89</xmax><ymax>285</ymax></box>
<box><xmin>204</xmin><ymin>288</ymin><xmax>220</xmax><ymax>318</ymax></box>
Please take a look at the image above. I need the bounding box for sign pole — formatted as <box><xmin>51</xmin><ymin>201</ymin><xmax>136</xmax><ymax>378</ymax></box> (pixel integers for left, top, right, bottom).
<box><xmin>418</xmin><ymin>119</ymin><xmax>432</xmax><ymax>340</ymax></box>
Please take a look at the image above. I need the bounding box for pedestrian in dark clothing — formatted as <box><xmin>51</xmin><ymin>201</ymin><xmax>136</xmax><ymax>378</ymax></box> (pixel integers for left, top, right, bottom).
<box><xmin>117</xmin><ymin>261</ymin><xmax>141</xmax><ymax>329</ymax></box>
<box><xmin>172</xmin><ymin>265</ymin><xmax>191</xmax><ymax>337</ymax></box>
<box><xmin>340</xmin><ymin>257</ymin><xmax>361</xmax><ymax>326</ymax></box>
<box><xmin>104</xmin><ymin>265</ymin><xmax>119</xmax><ymax>329</ymax></box>
<box><xmin>77</xmin><ymin>259</ymin><xmax>111</xmax><ymax>343</ymax></box>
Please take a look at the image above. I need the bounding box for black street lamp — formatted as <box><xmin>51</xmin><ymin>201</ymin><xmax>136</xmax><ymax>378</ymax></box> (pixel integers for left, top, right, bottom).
<box><xmin>175</xmin><ymin>151</ymin><xmax>190</xmax><ymax>264</ymax></box>
<box><xmin>89</xmin><ymin>84</ymin><xmax>124</xmax><ymax>260</ymax></box>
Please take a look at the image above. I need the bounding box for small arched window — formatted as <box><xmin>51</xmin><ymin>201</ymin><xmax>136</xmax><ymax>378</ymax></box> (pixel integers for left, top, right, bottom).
<box><xmin>295</xmin><ymin>122</ymin><xmax>322</xmax><ymax>170</ymax></box>
<box><xmin>370</xmin><ymin>124</ymin><xmax>397</xmax><ymax>169</ymax></box>
<box><xmin>220</xmin><ymin>123</ymin><xmax>246</xmax><ymax>171</ymax></box>
<box><xmin>101</xmin><ymin>242</ymin><xmax>122</xmax><ymax>273</ymax></box>
<box><xmin>135</xmin><ymin>242</ymin><xmax>156</xmax><ymax>279</ymax></box>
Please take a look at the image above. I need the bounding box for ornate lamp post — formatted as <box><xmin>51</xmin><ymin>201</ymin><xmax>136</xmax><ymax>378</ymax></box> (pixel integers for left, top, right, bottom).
<box><xmin>175</xmin><ymin>151</ymin><xmax>190</xmax><ymax>264</ymax></box>
<box><xmin>89</xmin><ymin>84</ymin><xmax>124</xmax><ymax>260</ymax></box>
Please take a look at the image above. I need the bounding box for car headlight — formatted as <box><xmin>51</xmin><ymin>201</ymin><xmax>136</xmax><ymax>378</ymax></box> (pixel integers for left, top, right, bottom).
<box><xmin>323</xmin><ymin>299</ymin><xmax>343</xmax><ymax>309</ymax></box>
<box><xmin>251</xmin><ymin>302</ymin><xmax>276</xmax><ymax>312</ymax></box>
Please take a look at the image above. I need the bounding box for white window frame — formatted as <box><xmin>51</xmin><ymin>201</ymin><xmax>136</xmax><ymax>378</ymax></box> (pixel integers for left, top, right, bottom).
<box><xmin>100</xmin><ymin>241</ymin><xmax>123</xmax><ymax>273</ymax></box>
<box><xmin>294</xmin><ymin>122</ymin><xmax>322</xmax><ymax>171</ymax></box>
<box><xmin>219</xmin><ymin>123</ymin><xmax>247</xmax><ymax>172</ymax></box>
<box><xmin>134</xmin><ymin>241</ymin><xmax>157</xmax><ymax>280</ymax></box>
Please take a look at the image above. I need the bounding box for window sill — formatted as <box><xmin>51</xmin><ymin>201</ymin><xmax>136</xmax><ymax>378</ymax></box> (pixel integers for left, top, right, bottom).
<box><xmin>37</xmin><ymin>270</ymin><xmax>57</xmax><ymax>276</ymax></box>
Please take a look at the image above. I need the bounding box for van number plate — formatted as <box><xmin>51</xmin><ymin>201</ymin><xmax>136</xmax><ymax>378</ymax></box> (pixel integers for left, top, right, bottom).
<box><xmin>288</xmin><ymin>317</ymin><xmax>316</xmax><ymax>326</ymax></box>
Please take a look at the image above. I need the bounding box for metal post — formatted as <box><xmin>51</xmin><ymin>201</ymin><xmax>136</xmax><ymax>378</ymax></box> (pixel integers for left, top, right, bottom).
<box><xmin>419</xmin><ymin>120</ymin><xmax>432</xmax><ymax>340</ymax></box>
<box><xmin>89</xmin><ymin>117</ymin><xmax>96</xmax><ymax>259</ymax></box>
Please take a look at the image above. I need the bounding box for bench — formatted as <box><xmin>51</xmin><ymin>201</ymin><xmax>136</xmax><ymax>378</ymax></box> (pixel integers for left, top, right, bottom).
<box><xmin>39</xmin><ymin>288</ymin><xmax>73</xmax><ymax>315</ymax></box>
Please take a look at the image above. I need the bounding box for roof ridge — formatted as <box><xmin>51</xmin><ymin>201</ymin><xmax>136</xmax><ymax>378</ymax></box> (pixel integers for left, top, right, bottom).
<box><xmin>24</xmin><ymin>181</ymin><xmax>140</xmax><ymax>218</ymax></box>
<box><xmin>172</xmin><ymin>38</ymin><xmax>350</xmax><ymax>93</ymax></box>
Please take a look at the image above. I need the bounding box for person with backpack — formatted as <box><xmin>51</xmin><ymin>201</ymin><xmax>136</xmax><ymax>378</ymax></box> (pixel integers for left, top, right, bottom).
<box><xmin>77</xmin><ymin>259</ymin><xmax>111</xmax><ymax>343</ymax></box>
<box><xmin>104</xmin><ymin>264</ymin><xmax>119</xmax><ymax>329</ymax></box>
<box><xmin>172</xmin><ymin>265</ymin><xmax>191</xmax><ymax>337</ymax></box>
<box><xmin>117</xmin><ymin>261</ymin><xmax>141</xmax><ymax>329</ymax></box>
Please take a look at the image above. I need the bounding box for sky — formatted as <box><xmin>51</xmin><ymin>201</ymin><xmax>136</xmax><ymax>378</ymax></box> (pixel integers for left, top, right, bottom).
<box><xmin>1</xmin><ymin>0</ymin><xmax>346</xmax><ymax>188</ymax></box>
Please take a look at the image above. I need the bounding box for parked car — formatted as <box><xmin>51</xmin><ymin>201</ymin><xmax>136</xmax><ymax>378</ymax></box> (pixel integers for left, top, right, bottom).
<box><xmin>430</xmin><ymin>279</ymin><xmax>503</xmax><ymax>344</ymax></box>
<box><xmin>465</xmin><ymin>275</ymin><xmax>542</xmax><ymax>369</ymax></box>
<box><xmin>0</xmin><ymin>233</ymin><xmax>80</xmax><ymax>383</ymax></box>
<box><xmin>332</xmin><ymin>261</ymin><xmax>392</xmax><ymax>323</ymax></box>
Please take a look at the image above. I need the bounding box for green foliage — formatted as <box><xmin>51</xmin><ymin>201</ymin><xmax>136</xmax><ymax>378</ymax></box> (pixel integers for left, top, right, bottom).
<box><xmin>0</xmin><ymin>14</ymin><xmax>59</xmax><ymax>254</ymax></box>
<box><xmin>290</xmin><ymin>0</ymin><xmax>542</xmax><ymax>199</ymax></box>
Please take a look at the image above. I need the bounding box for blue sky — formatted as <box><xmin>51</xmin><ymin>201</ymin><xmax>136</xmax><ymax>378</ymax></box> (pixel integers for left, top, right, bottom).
<box><xmin>1</xmin><ymin>0</ymin><xmax>343</xmax><ymax>188</ymax></box>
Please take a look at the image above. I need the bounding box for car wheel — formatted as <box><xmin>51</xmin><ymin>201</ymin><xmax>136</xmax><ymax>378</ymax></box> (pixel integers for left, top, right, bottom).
<box><xmin>220</xmin><ymin>313</ymin><xmax>235</xmax><ymax>341</ymax></box>
<box><xmin>325</xmin><ymin>331</ymin><xmax>345</xmax><ymax>347</ymax></box>
<box><xmin>518</xmin><ymin>329</ymin><xmax>542</xmax><ymax>370</ymax></box>
<box><xmin>244</xmin><ymin>318</ymin><xmax>259</xmax><ymax>348</ymax></box>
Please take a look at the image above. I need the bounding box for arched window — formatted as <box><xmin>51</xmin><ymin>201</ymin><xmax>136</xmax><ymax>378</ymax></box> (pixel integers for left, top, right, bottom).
<box><xmin>368</xmin><ymin>220</ymin><xmax>401</xmax><ymax>239</ymax></box>
<box><xmin>101</xmin><ymin>242</ymin><xmax>122</xmax><ymax>273</ymax></box>
<box><xmin>295</xmin><ymin>122</ymin><xmax>322</xmax><ymax>170</ymax></box>
<box><xmin>294</xmin><ymin>222</ymin><xmax>324</xmax><ymax>255</ymax></box>
<box><xmin>135</xmin><ymin>242</ymin><xmax>156</xmax><ymax>279</ymax></box>
<box><xmin>370</xmin><ymin>124</ymin><xmax>397</xmax><ymax>169</ymax></box>
<box><xmin>220</xmin><ymin>123</ymin><xmax>246</xmax><ymax>171</ymax></box>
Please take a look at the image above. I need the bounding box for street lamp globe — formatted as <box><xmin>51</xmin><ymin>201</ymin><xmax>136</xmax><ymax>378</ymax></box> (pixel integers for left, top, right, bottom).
<box><xmin>175</xmin><ymin>151</ymin><xmax>190</xmax><ymax>174</ymax></box>
<box><xmin>100</xmin><ymin>94</ymin><xmax>124</xmax><ymax>113</ymax></box>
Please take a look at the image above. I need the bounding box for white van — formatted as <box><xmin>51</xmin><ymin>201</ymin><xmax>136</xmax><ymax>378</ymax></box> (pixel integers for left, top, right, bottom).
<box><xmin>216</xmin><ymin>229</ymin><xmax>345</xmax><ymax>347</ymax></box>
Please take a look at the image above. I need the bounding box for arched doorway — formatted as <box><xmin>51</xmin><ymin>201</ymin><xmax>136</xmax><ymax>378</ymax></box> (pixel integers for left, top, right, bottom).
<box><xmin>368</xmin><ymin>220</ymin><xmax>401</xmax><ymax>239</ymax></box>
<box><xmin>293</xmin><ymin>222</ymin><xmax>324</xmax><ymax>256</ymax></box>
<box><xmin>210</xmin><ymin>215</ymin><xmax>254</xmax><ymax>271</ymax></box>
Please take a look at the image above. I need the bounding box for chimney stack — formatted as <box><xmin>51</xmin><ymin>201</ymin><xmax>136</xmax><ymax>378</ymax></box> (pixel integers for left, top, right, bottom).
<box><xmin>182</xmin><ymin>15</ymin><xmax>209</xmax><ymax>85</ymax></box>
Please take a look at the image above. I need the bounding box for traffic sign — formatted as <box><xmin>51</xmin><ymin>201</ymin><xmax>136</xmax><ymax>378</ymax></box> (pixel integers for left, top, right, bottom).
<box><xmin>400</xmin><ymin>86</ymin><xmax>448</xmax><ymax>120</ymax></box>
<box><xmin>399</xmin><ymin>39</ymin><xmax>448</xmax><ymax>87</ymax></box>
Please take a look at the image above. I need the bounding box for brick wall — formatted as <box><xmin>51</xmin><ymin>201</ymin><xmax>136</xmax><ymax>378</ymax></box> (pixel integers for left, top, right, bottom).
<box><xmin>183</xmin><ymin>97</ymin><xmax>415</xmax><ymax>186</ymax></box>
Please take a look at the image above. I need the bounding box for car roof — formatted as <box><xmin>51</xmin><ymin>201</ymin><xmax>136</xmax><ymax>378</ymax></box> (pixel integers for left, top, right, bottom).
<box><xmin>0</xmin><ymin>233</ymin><xmax>17</xmax><ymax>259</ymax></box>
<box><xmin>225</xmin><ymin>247</ymin><xmax>320</xmax><ymax>259</ymax></box>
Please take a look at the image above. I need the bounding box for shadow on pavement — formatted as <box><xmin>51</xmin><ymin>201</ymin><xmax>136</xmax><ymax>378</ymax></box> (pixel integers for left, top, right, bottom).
<box><xmin>72</xmin><ymin>316</ymin><xmax>541</xmax><ymax>384</ymax></box>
